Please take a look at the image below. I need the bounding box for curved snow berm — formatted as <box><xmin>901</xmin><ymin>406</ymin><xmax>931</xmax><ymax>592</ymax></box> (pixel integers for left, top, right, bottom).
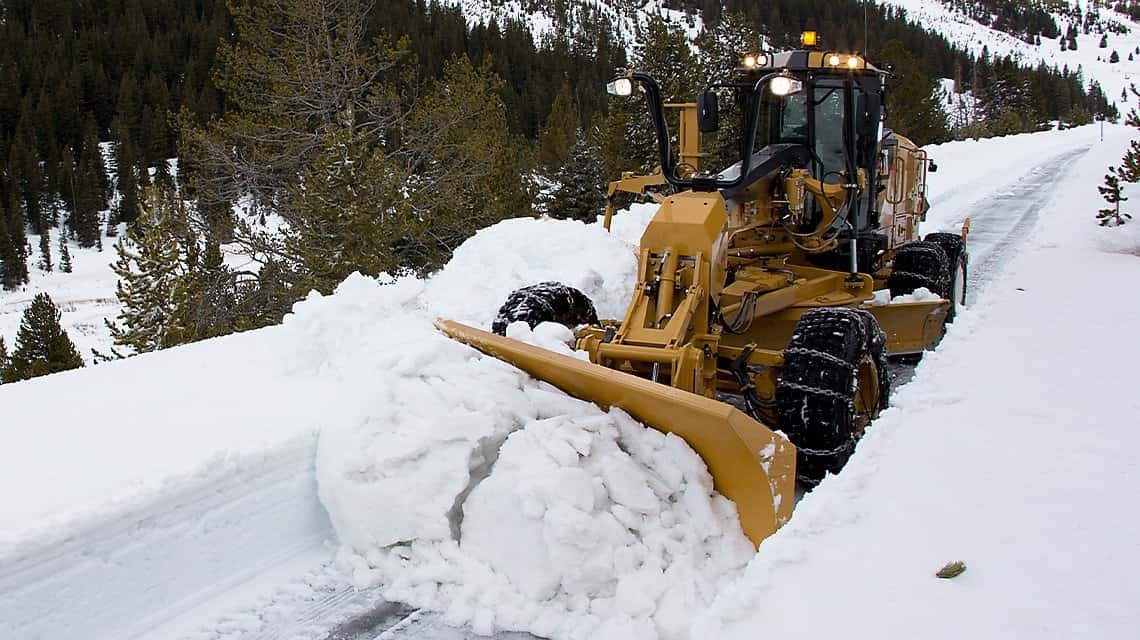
<box><xmin>289</xmin><ymin>220</ymin><xmax>756</xmax><ymax>638</ymax></box>
<box><xmin>0</xmin><ymin>206</ymin><xmax>658</xmax><ymax>640</ymax></box>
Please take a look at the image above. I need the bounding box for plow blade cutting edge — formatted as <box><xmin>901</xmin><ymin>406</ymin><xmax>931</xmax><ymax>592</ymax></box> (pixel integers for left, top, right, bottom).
<box><xmin>435</xmin><ymin>319</ymin><xmax>796</xmax><ymax>547</ymax></box>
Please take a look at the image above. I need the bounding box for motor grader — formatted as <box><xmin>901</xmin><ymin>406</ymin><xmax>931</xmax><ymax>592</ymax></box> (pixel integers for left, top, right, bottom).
<box><xmin>437</xmin><ymin>36</ymin><xmax>968</xmax><ymax>547</ymax></box>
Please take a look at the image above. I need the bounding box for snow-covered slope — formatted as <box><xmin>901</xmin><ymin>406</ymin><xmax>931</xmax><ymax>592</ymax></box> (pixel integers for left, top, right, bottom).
<box><xmin>880</xmin><ymin>0</ymin><xmax>1140</xmax><ymax>109</ymax></box>
<box><xmin>438</xmin><ymin>0</ymin><xmax>703</xmax><ymax>47</ymax></box>
<box><xmin>2</xmin><ymin>124</ymin><xmax>1138</xmax><ymax>639</ymax></box>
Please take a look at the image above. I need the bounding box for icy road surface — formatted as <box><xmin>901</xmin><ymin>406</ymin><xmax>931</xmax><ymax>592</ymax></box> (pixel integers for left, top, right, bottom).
<box><xmin>3</xmin><ymin>125</ymin><xmax>1136</xmax><ymax>640</ymax></box>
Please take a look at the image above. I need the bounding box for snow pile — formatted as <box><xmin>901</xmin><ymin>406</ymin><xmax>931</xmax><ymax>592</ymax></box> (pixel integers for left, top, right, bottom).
<box><xmin>423</xmin><ymin>205</ymin><xmax>657</xmax><ymax>325</ymax></box>
<box><xmin>889</xmin><ymin>286</ymin><xmax>942</xmax><ymax>303</ymax></box>
<box><xmin>1093</xmin><ymin>216</ymin><xmax>1140</xmax><ymax>255</ymax></box>
<box><xmin>331</xmin><ymin>399</ymin><xmax>754</xmax><ymax>639</ymax></box>
<box><xmin>292</xmin><ymin>266</ymin><xmax>754</xmax><ymax>638</ymax></box>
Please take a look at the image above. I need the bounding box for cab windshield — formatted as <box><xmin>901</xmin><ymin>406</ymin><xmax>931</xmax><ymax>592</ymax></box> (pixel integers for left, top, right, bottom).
<box><xmin>745</xmin><ymin>77</ymin><xmax>853</xmax><ymax>184</ymax></box>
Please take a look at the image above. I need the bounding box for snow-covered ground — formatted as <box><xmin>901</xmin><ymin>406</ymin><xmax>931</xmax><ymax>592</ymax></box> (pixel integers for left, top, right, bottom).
<box><xmin>0</xmin><ymin>227</ymin><xmax>120</xmax><ymax>363</ymax></box>
<box><xmin>2</xmin><ymin>124</ymin><xmax>1138</xmax><ymax>640</ymax></box>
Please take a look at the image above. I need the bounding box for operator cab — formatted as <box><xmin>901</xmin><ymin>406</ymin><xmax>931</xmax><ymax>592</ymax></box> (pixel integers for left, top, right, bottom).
<box><xmin>711</xmin><ymin>46</ymin><xmax>888</xmax><ymax>234</ymax></box>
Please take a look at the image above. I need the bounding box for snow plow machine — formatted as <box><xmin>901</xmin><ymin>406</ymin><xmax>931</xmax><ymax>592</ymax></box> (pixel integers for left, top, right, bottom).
<box><xmin>438</xmin><ymin>36</ymin><xmax>967</xmax><ymax>547</ymax></box>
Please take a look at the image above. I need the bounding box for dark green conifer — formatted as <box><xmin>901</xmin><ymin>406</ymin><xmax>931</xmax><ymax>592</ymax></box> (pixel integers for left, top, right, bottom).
<box><xmin>38</xmin><ymin>232</ymin><xmax>52</xmax><ymax>272</ymax></box>
<box><xmin>59</xmin><ymin>233</ymin><xmax>73</xmax><ymax>273</ymax></box>
<box><xmin>1097</xmin><ymin>166</ymin><xmax>1132</xmax><ymax>227</ymax></box>
<box><xmin>1</xmin><ymin>293</ymin><xmax>84</xmax><ymax>383</ymax></box>
<box><xmin>537</xmin><ymin>84</ymin><xmax>579</xmax><ymax>170</ymax></box>
<box><xmin>547</xmin><ymin>129</ymin><xmax>606</xmax><ymax>223</ymax></box>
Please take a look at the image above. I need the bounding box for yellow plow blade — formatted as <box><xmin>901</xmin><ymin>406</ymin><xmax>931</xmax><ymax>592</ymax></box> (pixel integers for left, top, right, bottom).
<box><xmin>435</xmin><ymin>319</ymin><xmax>796</xmax><ymax>548</ymax></box>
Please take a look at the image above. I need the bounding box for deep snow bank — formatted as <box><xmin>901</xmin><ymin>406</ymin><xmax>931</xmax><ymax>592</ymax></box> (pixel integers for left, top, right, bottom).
<box><xmin>294</xmin><ymin>207</ymin><xmax>756</xmax><ymax>639</ymax></box>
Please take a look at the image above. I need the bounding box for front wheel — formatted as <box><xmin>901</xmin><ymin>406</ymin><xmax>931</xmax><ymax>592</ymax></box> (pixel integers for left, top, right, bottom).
<box><xmin>776</xmin><ymin>308</ymin><xmax>890</xmax><ymax>485</ymax></box>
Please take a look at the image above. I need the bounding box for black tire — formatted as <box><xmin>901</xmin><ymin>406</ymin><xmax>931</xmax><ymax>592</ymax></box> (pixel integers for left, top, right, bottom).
<box><xmin>491</xmin><ymin>282</ymin><xmax>599</xmax><ymax>336</ymax></box>
<box><xmin>887</xmin><ymin>241</ymin><xmax>951</xmax><ymax>299</ymax></box>
<box><xmin>776</xmin><ymin>308</ymin><xmax>890</xmax><ymax>485</ymax></box>
<box><xmin>924</xmin><ymin>232</ymin><xmax>968</xmax><ymax>321</ymax></box>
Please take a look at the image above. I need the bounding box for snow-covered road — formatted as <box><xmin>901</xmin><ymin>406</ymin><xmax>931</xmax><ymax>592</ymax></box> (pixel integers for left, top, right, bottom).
<box><xmin>2</xmin><ymin>125</ymin><xmax>1134</xmax><ymax>640</ymax></box>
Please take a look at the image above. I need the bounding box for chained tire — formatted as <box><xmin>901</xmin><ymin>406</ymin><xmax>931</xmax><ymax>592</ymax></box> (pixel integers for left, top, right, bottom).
<box><xmin>887</xmin><ymin>241</ymin><xmax>951</xmax><ymax>300</ymax></box>
<box><xmin>491</xmin><ymin>282</ymin><xmax>599</xmax><ymax>336</ymax></box>
<box><xmin>924</xmin><ymin>232</ymin><xmax>968</xmax><ymax>321</ymax></box>
<box><xmin>776</xmin><ymin>307</ymin><xmax>890</xmax><ymax>485</ymax></box>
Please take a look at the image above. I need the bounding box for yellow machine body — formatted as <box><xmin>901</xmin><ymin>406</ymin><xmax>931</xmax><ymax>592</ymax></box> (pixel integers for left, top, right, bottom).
<box><xmin>440</xmin><ymin>51</ymin><xmax>966</xmax><ymax>547</ymax></box>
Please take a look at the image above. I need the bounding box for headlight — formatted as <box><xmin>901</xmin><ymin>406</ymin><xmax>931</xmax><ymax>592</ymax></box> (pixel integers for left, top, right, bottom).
<box><xmin>828</xmin><ymin>54</ymin><xmax>841</xmax><ymax>66</ymax></box>
<box><xmin>770</xmin><ymin>76</ymin><xmax>803</xmax><ymax>96</ymax></box>
<box><xmin>742</xmin><ymin>54</ymin><xmax>758</xmax><ymax>69</ymax></box>
<box><xmin>606</xmin><ymin>77</ymin><xmax>634</xmax><ymax>97</ymax></box>
<box><xmin>847</xmin><ymin>56</ymin><xmax>861</xmax><ymax>68</ymax></box>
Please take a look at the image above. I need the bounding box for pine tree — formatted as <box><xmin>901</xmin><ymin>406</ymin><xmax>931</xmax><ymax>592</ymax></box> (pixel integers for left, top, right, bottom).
<box><xmin>72</xmin><ymin>118</ymin><xmax>108</xmax><ymax>247</ymax></box>
<box><xmin>59</xmin><ymin>233</ymin><xmax>73</xmax><ymax>273</ymax></box>
<box><xmin>547</xmin><ymin>128</ymin><xmax>606</xmax><ymax>223</ymax></box>
<box><xmin>1099</xmin><ymin>34</ymin><xmax>1108</xmax><ymax>48</ymax></box>
<box><xmin>0</xmin><ymin>293</ymin><xmax>84</xmax><ymax>383</ymax></box>
<box><xmin>599</xmin><ymin>16</ymin><xmax>699</xmax><ymax>176</ymax></box>
<box><xmin>0</xmin><ymin>200</ymin><xmax>29</xmax><ymax>289</ymax></box>
<box><xmin>38</xmin><ymin>232</ymin><xmax>52</xmax><ymax>272</ymax></box>
<box><xmin>880</xmin><ymin>40</ymin><xmax>950</xmax><ymax>144</ymax></box>
<box><xmin>537</xmin><ymin>83</ymin><xmax>579</xmax><ymax>170</ymax></box>
<box><xmin>1097</xmin><ymin>166</ymin><xmax>1132</xmax><ymax>227</ymax></box>
<box><xmin>107</xmin><ymin>185</ymin><xmax>197</xmax><ymax>353</ymax></box>
<box><xmin>0</xmin><ymin>337</ymin><xmax>8</xmax><ymax>382</ymax></box>
<box><xmin>1110</xmin><ymin>50</ymin><xmax>1120</xmax><ymax>63</ymax></box>
<box><xmin>696</xmin><ymin>13</ymin><xmax>761</xmax><ymax>169</ymax></box>
<box><xmin>111</xmin><ymin>117</ymin><xmax>140</xmax><ymax>225</ymax></box>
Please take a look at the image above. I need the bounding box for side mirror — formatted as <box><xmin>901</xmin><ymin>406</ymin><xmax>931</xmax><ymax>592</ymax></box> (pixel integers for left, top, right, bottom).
<box><xmin>928</xmin><ymin>161</ymin><xmax>938</xmax><ymax>173</ymax></box>
<box><xmin>697</xmin><ymin>89</ymin><xmax>719</xmax><ymax>133</ymax></box>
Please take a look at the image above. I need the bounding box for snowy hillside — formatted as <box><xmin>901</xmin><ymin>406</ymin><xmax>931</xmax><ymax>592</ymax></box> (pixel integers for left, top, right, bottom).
<box><xmin>439</xmin><ymin>0</ymin><xmax>703</xmax><ymax>46</ymax></box>
<box><xmin>2</xmin><ymin>124</ymin><xmax>1138</xmax><ymax>639</ymax></box>
<box><xmin>881</xmin><ymin>0</ymin><xmax>1140</xmax><ymax>107</ymax></box>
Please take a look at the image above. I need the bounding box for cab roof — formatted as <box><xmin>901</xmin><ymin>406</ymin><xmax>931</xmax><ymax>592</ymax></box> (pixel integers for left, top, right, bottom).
<box><xmin>745</xmin><ymin>49</ymin><xmax>887</xmax><ymax>77</ymax></box>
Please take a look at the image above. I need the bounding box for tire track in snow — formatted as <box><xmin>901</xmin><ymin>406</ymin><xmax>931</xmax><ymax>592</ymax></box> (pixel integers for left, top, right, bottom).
<box><xmin>953</xmin><ymin>146</ymin><xmax>1091</xmax><ymax>298</ymax></box>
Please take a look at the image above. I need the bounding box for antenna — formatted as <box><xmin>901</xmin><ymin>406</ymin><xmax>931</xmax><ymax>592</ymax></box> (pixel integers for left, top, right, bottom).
<box><xmin>864</xmin><ymin>0</ymin><xmax>869</xmax><ymax>55</ymax></box>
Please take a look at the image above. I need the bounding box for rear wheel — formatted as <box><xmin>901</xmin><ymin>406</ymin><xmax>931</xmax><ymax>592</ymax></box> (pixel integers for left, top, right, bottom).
<box><xmin>491</xmin><ymin>282</ymin><xmax>599</xmax><ymax>336</ymax></box>
<box><xmin>776</xmin><ymin>308</ymin><xmax>890</xmax><ymax>485</ymax></box>
<box><xmin>924</xmin><ymin>232</ymin><xmax>968</xmax><ymax>320</ymax></box>
<box><xmin>887</xmin><ymin>241</ymin><xmax>951</xmax><ymax>299</ymax></box>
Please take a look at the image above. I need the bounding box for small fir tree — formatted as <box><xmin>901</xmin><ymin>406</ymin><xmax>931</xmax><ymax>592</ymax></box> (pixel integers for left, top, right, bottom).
<box><xmin>537</xmin><ymin>83</ymin><xmax>579</xmax><ymax>170</ymax></box>
<box><xmin>1097</xmin><ymin>166</ymin><xmax>1133</xmax><ymax>227</ymax></box>
<box><xmin>0</xmin><ymin>337</ymin><xmax>8</xmax><ymax>381</ymax></box>
<box><xmin>59</xmin><ymin>233</ymin><xmax>73</xmax><ymax>273</ymax></box>
<box><xmin>1</xmin><ymin>293</ymin><xmax>84</xmax><ymax>383</ymax></box>
<box><xmin>547</xmin><ymin>129</ymin><xmax>607</xmax><ymax>223</ymax></box>
<box><xmin>1110</xmin><ymin>50</ymin><xmax>1120</xmax><ymax>63</ymax></box>
<box><xmin>107</xmin><ymin>185</ymin><xmax>197</xmax><ymax>353</ymax></box>
<box><xmin>0</xmin><ymin>213</ymin><xmax>29</xmax><ymax>289</ymax></box>
<box><xmin>1120</xmin><ymin>139</ymin><xmax>1140</xmax><ymax>182</ymax></box>
<box><xmin>38</xmin><ymin>233</ymin><xmax>52</xmax><ymax>272</ymax></box>
<box><xmin>1100</xmin><ymin>34</ymin><xmax>1108</xmax><ymax>48</ymax></box>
